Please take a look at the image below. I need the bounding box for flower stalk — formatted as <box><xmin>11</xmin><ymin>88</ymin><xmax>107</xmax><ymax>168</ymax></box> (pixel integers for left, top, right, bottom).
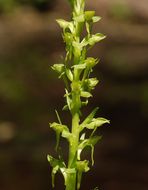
<box><xmin>47</xmin><ymin>0</ymin><xmax>109</xmax><ymax>189</ymax></box>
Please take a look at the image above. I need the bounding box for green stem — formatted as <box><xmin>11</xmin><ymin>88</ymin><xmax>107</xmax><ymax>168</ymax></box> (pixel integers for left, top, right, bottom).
<box><xmin>66</xmin><ymin>113</ymin><xmax>80</xmax><ymax>190</ymax></box>
<box><xmin>66</xmin><ymin>1</ymin><xmax>84</xmax><ymax>189</ymax></box>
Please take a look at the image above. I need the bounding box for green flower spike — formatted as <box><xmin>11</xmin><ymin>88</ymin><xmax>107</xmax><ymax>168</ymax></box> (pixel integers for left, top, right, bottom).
<box><xmin>48</xmin><ymin>0</ymin><xmax>109</xmax><ymax>189</ymax></box>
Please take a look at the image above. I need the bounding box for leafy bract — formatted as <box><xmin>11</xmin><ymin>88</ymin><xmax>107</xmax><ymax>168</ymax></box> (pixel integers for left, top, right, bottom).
<box><xmin>80</xmin><ymin>107</ymin><xmax>99</xmax><ymax>128</ymax></box>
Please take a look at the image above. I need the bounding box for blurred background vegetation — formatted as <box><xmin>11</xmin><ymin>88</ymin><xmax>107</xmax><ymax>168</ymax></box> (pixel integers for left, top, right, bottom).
<box><xmin>0</xmin><ymin>0</ymin><xmax>148</xmax><ymax>190</ymax></box>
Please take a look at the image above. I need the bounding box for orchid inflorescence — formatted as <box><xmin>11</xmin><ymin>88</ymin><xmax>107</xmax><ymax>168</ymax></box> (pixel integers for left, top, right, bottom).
<box><xmin>47</xmin><ymin>0</ymin><xmax>109</xmax><ymax>189</ymax></box>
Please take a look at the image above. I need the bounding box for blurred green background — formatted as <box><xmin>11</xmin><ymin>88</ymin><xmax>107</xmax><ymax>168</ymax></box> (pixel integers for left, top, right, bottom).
<box><xmin>0</xmin><ymin>0</ymin><xmax>148</xmax><ymax>190</ymax></box>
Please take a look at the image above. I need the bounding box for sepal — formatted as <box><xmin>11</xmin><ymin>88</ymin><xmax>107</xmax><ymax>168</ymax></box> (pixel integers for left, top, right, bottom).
<box><xmin>51</xmin><ymin>64</ymin><xmax>64</xmax><ymax>74</ymax></box>
<box><xmin>85</xmin><ymin>117</ymin><xmax>110</xmax><ymax>130</ymax></box>
<box><xmin>87</xmin><ymin>33</ymin><xmax>106</xmax><ymax>46</ymax></box>
<box><xmin>80</xmin><ymin>107</ymin><xmax>99</xmax><ymax>127</ymax></box>
<box><xmin>50</xmin><ymin>122</ymin><xmax>69</xmax><ymax>151</ymax></box>
<box><xmin>85</xmin><ymin>11</ymin><xmax>95</xmax><ymax>21</ymax></box>
<box><xmin>76</xmin><ymin>160</ymin><xmax>90</xmax><ymax>190</ymax></box>
<box><xmin>80</xmin><ymin>91</ymin><xmax>92</xmax><ymax>98</ymax></box>
<box><xmin>77</xmin><ymin>135</ymin><xmax>102</xmax><ymax>165</ymax></box>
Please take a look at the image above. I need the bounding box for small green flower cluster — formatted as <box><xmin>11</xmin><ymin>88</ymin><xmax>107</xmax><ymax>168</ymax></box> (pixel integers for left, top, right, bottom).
<box><xmin>47</xmin><ymin>0</ymin><xmax>109</xmax><ymax>189</ymax></box>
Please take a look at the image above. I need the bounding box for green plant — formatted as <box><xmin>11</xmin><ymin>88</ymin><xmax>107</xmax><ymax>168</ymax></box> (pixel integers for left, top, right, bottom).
<box><xmin>47</xmin><ymin>0</ymin><xmax>109</xmax><ymax>189</ymax></box>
